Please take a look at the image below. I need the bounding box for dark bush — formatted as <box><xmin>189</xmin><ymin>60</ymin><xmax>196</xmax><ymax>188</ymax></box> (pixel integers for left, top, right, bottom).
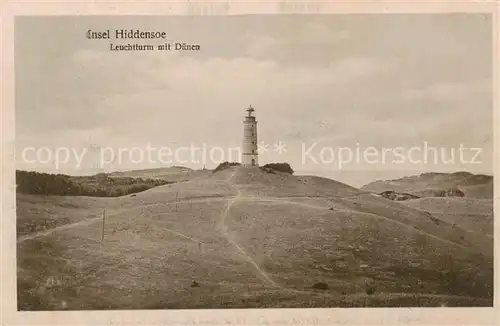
<box><xmin>213</xmin><ymin>161</ymin><xmax>241</xmax><ymax>173</ymax></box>
<box><xmin>431</xmin><ymin>188</ymin><xmax>465</xmax><ymax>197</ymax></box>
<box><xmin>259</xmin><ymin>167</ymin><xmax>276</xmax><ymax>174</ymax></box>
<box><xmin>16</xmin><ymin>170</ymin><xmax>173</xmax><ymax>197</ymax></box>
<box><xmin>366</xmin><ymin>286</ymin><xmax>376</xmax><ymax>295</ymax></box>
<box><xmin>260</xmin><ymin>162</ymin><xmax>294</xmax><ymax>175</ymax></box>
<box><xmin>312</xmin><ymin>282</ymin><xmax>328</xmax><ymax>290</ymax></box>
<box><xmin>445</xmin><ymin>188</ymin><xmax>465</xmax><ymax>197</ymax></box>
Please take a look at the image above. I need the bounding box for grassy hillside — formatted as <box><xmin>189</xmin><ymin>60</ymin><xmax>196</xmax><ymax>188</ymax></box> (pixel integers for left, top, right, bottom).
<box><xmin>17</xmin><ymin>167</ymin><xmax>493</xmax><ymax>309</ymax></box>
<box><xmin>361</xmin><ymin>172</ymin><xmax>493</xmax><ymax>199</ymax></box>
<box><xmin>16</xmin><ymin>194</ymin><xmax>110</xmax><ymax>237</ymax></box>
<box><xmin>402</xmin><ymin>197</ymin><xmax>493</xmax><ymax>237</ymax></box>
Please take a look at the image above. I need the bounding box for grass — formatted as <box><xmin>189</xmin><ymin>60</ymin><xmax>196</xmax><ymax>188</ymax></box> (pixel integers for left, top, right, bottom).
<box><xmin>227</xmin><ymin>199</ymin><xmax>492</xmax><ymax>300</ymax></box>
<box><xmin>402</xmin><ymin>197</ymin><xmax>494</xmax><ymax>236</ymax></box>
<box><xmin>17</xmin><ymin>167</ymin><xmax>494</xmax><ymax>309</ymax></box>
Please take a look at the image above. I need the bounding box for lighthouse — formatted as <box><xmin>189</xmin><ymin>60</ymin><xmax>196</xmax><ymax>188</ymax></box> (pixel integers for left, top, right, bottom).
<box><xmin>242</xmin><ymin>105</ymin><xmax>259</xmax><ymax>166</ymax></box>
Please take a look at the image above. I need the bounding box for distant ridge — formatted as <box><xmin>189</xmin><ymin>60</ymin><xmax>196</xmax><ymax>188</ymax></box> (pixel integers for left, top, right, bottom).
<box><xmin>361</xmin><ymin>172</ymin><xmax>493</xmax><ymax>199</ymax></box>
<box><xmin>108</xmin><ymin>166</ymin><xmax>209</xmax><ymax>182</ymax></box>
<box><xmin>15</xmin><ymin>170</ymin><xmax>172</xmax><ymax>197</ymax></box>
<box><xmin>109</xmin><ymin>166</ymin><xmax>194</xmax><ymax>176</ymax></box>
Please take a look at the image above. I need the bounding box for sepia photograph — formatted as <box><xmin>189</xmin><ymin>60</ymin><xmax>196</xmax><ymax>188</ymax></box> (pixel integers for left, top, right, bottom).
<box><xmin>13</xmin><ymin>12</ymin><xmax>494</xmax><ymax>312</ymax></box>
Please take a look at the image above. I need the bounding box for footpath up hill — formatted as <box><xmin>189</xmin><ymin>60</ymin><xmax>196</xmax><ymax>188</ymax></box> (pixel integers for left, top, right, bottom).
<box><xmin>222</xmin><ymin>167</ymin><xmax>493</xmax><ymax>303</ymax></box>
<box><xmin>16</xmin><ymin>166</ymin><xmax>493</xmax><ymax>309</ymax></box>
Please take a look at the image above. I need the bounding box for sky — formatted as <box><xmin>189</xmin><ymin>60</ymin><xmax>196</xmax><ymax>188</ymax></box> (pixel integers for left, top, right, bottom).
<box><xmin>15</xmin><ymin>14</ymin><xmax>493</xmax><ymax>187</ymax></box>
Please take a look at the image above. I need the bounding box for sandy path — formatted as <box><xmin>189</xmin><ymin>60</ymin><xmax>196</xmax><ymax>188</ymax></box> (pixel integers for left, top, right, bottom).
<box><xmin>17</xmin><ymin>216</ymin><xmax>102</xmax><ymax>243</ymax></box>
<box><xmin>248</xmin><ymin>197</ymin><xmax>469</xmax><ymax>250</ymax></box>
<box><xmin>217</xmin><ymin>169</ymin><xmax>281</xmax><ymax>288</ymax></box>
<box><xmin>18</xmin><ymin>198</ymin><xmax>467</xmax><ymax>253</ymax></box>
<box><xmin>18</xmin><ymin>192</ymin><xmax>467</xmax><ymax>251</ymax></box>
<box><xmin>18</xmin><ymin>169</ymin><xmax>468</xmax><ymax>253</ymax></box>
<box><xmin>157</xmin><ymin>226</ymin><xmax>204</xmax><ymax>244</ymax></box>
<box><xmin>217</xmin><ymin>171</ymin><xmax>340</xmax><ymax>298</ymax></box>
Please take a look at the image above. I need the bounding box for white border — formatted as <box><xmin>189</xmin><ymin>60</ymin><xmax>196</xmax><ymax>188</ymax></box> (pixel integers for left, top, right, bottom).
<box><xmin>1</xmin><ymin>1</ymin><xmax>499</xmax><ymax>325</ymax></box>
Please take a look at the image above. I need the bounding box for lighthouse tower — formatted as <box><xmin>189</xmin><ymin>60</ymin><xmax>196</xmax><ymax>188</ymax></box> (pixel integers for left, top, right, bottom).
<box><xmin>242</xmin><ymin>105</ymin><xmax>259</xmax><ymax>166</ymax></box>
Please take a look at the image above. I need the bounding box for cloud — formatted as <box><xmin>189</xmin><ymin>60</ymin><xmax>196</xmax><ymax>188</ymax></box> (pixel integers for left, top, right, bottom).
<box><xmin>245</xmin><ymin>35</ymin><xmax>276</xmax><ymax>57</ymax></box>
<box><xmin>244</xmin><ymin>21</ymin><xmax>350</xmax><ymax>58</ymax></box>
<box><xmin>402</xmin><ymin>79</ymin><xmax>491</xmax><ymax>102</ymax></box>
<box><xmin>58</xmin><ymin>50</ymin><xmax>389</xmax><ymax>151</ymax></box>
<box><xmin>15</xmin><ymin>15</ymin><xmax>493</xmax><ymax>178</ymax></box>
<box><xmin>20</xmin><ymin>47</ymin><xmax>491</xmax><ymax>170</ymax></box>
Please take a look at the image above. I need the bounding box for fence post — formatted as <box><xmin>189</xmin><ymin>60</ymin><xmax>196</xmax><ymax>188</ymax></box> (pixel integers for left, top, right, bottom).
<box><xmin>101</xmin><ymin>208</ymin><xmax>106</xmax><ymax>241</ymax></box>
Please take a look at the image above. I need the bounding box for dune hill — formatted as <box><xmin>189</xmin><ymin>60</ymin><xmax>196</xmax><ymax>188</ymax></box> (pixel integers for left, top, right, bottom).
<box><xmin>232</xmin><ymin>167</ymin><xmax>359</xmax><ymax>198</ymax></box>
<box><xmin>401</xmin><ymin>197</ymin><xmax>493</xmax><ymax>237</ymax></box>
<box><xmin>361</xmin><ymin>172</ymin><xmax>493</xmax><ymax>199</ymax></box>
<box><xmin>17</xmin><ymin>166</ymin><xmax>493</xmax><ymax>310</ymax></box>
<box><xmin>360</xmin><ymin>171</ymin><xmax>494</xmax><ymax>246</ymax></box>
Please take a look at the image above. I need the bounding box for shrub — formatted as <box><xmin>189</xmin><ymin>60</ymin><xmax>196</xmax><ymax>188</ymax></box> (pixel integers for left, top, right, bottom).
<box><xmin>430</xmin><ymin>188</ymin><xmax>465</xmax><ymax>197</ymax></box>
<box><xmin>16</xmin><ymin>170</ymin><xmax>173</xmax><ymax>197</ymax></box>
<box><xmin>213</xmin><ymin>162</ymin><xmax>241</xmax><ymax>173</ymax></box>
<box><xmin>260</xmin><ymin>162</ymin><xmax>294</xmax><ymax>175</ymax></box>
<box><xmin>259</xmin><ymin>167</ymin><xmax>276</xmax><ymax>174</ymax></box>
<box><xmin>312</xmin><ymin>282</ymin><xmax>328</xmax><ymax>290</ymax></box>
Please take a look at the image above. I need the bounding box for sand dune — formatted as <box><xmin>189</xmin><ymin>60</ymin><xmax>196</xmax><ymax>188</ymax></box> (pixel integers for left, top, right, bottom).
<box><xmin>16</xmin><ymin>167</ymin><xmax>493</xmax><ymax>309</ymax></box>
<box><xmin>361</xmin><ymin>172</ymin><xmax>493</xmax><ymax>199</ymax></box>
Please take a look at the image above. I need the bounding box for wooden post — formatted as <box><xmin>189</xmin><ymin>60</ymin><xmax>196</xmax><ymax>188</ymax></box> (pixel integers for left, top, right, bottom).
<box><xmin>176</xmin><ymin>192</ymin><xmax>178</xmax><ymax>212</ymax></box>
<box><xmin>101</xmin><ymin>208</ymin><xmax>106</xmax><ymax>241</ymax></box>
